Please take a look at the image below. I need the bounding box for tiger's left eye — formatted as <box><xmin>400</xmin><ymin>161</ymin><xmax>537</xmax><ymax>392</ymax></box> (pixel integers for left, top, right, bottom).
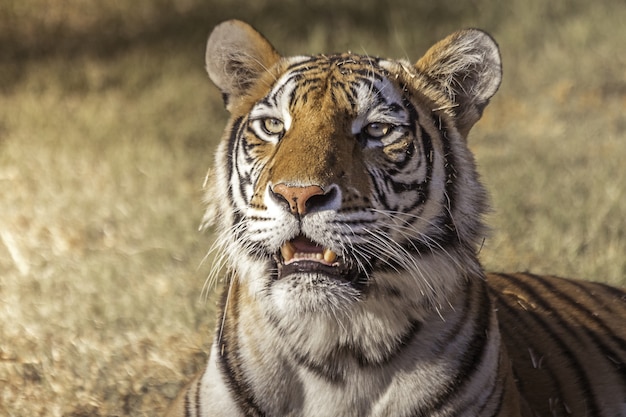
<box><xmin>262</xmin><ymin>118</ymin><xmax>285</xmax><ymax>135</ymax></box>
<box><xmin>363</xmin><ymin>122</ymin><xmax>393</xmax><ymax>138</ymax></box>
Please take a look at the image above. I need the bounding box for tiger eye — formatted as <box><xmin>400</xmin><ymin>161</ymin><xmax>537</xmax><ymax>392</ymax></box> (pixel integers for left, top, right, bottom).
<box><xmin>263</xmin><ymin>118</ymin><xmax>284</xmax><ymax>135</ymax></box>
<box><xmin>364</xmin><ymin>122</ymin><xmax>393</xmax><ymax>138</ymax></box>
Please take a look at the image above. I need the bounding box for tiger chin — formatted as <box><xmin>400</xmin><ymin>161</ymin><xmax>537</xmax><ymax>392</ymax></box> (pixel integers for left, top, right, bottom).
<box><xmin>166</xmin><ymin>20</ymin><xmax>626</xmax><ymax>417</ymax></box>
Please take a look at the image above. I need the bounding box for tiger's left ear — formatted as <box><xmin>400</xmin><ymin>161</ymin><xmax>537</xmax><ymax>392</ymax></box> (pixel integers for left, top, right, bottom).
<box><xmin>416</xmin><ymin>29</ymin><xmax>502</xmax><ymax>138</ymax></box>
<box><xmin>206</xmin><ymin>20</ymin><xmax>281</xmax><ymax>111</ymax></box>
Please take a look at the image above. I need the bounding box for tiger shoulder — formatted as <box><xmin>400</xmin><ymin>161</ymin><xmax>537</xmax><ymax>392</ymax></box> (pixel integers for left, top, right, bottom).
<box><xmin>165</xmin><ymin>19</ymin><xmax>626</xmax><ymax>417</ymax></box>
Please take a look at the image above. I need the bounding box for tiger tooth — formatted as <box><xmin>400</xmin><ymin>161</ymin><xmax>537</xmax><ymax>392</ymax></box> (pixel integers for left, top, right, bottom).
<box><xmin>280</xmin><ymin>242</ymin><xmax>295</xmax><ymax>262</ymax></box>
<box><xmin>323</xmin><ymin>248</ymin><xmax>337</xmax><ymax>264</ymax></box>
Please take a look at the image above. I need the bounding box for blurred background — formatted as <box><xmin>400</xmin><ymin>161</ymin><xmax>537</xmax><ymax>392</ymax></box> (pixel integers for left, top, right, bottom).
<box><xmin>1</xmin><ymin>0</ymin><xmax>625</xmax><ymax>415</ymax></box>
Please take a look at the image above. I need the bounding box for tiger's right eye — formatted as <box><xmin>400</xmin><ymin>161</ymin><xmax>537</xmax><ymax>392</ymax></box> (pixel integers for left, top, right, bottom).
<box><xmin>363</xmin><ymin>122</ymin><xmax>393</xmax><ymax>139</ymax></box>
<box><xmin>262</xmin><ymin>118</ymin><xmax>284</xmax><ymax>135</ymax></box>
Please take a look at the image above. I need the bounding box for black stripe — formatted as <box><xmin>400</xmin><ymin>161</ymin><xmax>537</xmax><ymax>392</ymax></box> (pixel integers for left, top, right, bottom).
<box><xmin>353</xmin><ymin>66</ymin><xmax>385</xmax><ymax>80</ymax></box>
<box><xmin>487</xmin><ymin>275</ymin><xmax>564</xmax><ymax>403</ymax></box>
<box><xmin>330</xmin><ymin>217</ymin><xmax>378</xmax><ymax>226</ymax></box>
<box><xmin>183</xmin><ymin>385</ymin><xmax>191</xmax><ymax>417</ymax></box>
<box><xmin>524</xmin><ymin>273</ymin><xmax>626</xmax><ymax>382</ymax></box>
<box><xmin>432</xmin><ymin>277</ymin><xmax>475</xmax><ymax>354</ymax></box>
<box><xmin>432</xmin><ymin>124</ymin><xmax>459</xmax><ymax>245</ymax></box>
<box><xmin>368</xmin><ymin>167</ymin><xmax>394</xmax><ymax>210</ymax></box>
<box><xmin>524</xmin><ymin>271</ymin><xmax>626</xmax><ymax>350</ymax></box>
<box><xmin>366</xmin><ymin>122</ymin><xmax>429</xmax><ymax>215</ymax></box>
<box><xmin>225</xmin><ymin>116</ymin><xmax>243</xmax><ymax>185</ymax></box>
<box><xmin>291</xmin><ymin>319</ymin><xmax>422</xmax><ymax>384</ymax></box>
<box><xmin>494</xmin><ymin>273</ymin><xmax>602</xmax><ymax>417</ymax></box>
<box><xmin>476</xmin><ymin>351</ymin><xmax>507</xmax><ymax>417</ymax></box>
<box><xmin>291</xmin><ymin>348</ymin><xmax>348</xmax><ymax>384</ymax></box>
<box><xmin>441</xmin><ymin>280</ymin><xmax>493</xmax><ymax>396</ymax></box>
<box><xmin>284</xmin><ymin>56</ymin><xmax>320</xmax><ymax>73</ymax></box>
<box><xmin>267</xmin><ymin>74</ymin><xmax>297</xmax><ymax>105</ymax></box>
<box><xmin>590</xmin><ymin>280</ymin><xmax>626</xmax><ymax>301</ymax></box>
<box><xmin>408</xmin><ymin>278</ymin><xmax>494</xmax><ymax>416</ymax></box>
<box><xmin>402</xmin><ymin>118</ymin><xmax>473</xmax><ymax>255</ymax></box>
<box><xmin>226</xmin><ymin>117</ymin><xmax>245</xmax><ymax>228</ymax></box>
<box><xmin>397</xmin><ymin>96</ymin><xmax>429</xmax><ymax>187</ymax></box>
<box><xmin>216</xmin><ymin>281</ymin><xmax>267</xmax><ymax>417</ymax></box>
<box><xmin>552</xmin><ymin>276</ymin><xmax>626</xmax><ymax>348</ymax></box>
<box><xmin>384</xmin><ymin>175</ymin><xmax>427</xmax><ymax>202</ymax></box>
<box><xmin>194</xmin><ymin>374</ymin><xmax>202</xmax><ymax>417</ymax></box>
<box><xmin>381</xmin><ymin>121</ymin><xmax>436</xmax><ymax>256</ymax></box>
<box><xmin>371</xmin><ymin>319</ymin><xmax>422</xmax><ymax>366</ymax></box>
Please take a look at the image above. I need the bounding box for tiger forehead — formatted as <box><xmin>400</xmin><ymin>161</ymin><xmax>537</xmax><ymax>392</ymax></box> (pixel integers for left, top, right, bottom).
<box><xmin>290</xmin><ymin>54</ymin><xmax>395</xmax><ymax>96</ymax></box>
<box><xmin>258</xmin><ymin>53</ymin><xmax>407</xmax><ymax>120</ymax></box>
<box><xmin>288</xmin><ymin>53</ymin><xmax>389</xmax><ymax>77</ymax></box>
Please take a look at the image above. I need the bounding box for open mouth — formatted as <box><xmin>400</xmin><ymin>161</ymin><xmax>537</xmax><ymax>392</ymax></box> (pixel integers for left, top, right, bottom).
<box><xmin>280</xmin><ymin>235</ymin><xmax>338</xmax><ymax>265</ymax></box>
<box><xmin>274</xmin><ymin>235</ymin><xmax>357</xmax><ymax>282</ymax></box>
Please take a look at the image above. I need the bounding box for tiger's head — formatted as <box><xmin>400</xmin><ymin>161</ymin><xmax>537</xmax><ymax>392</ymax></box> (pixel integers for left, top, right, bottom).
<box><xmin>203</xmin><ymin>20</ymin><xmax>501</xmax><ymax>321</ymax></box>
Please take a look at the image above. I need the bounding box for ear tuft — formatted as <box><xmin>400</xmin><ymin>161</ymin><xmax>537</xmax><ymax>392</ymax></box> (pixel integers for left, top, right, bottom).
<box><xmin>416</xmin><ymin>29</ymin><xmax>502</xmax><ymax>137</ymax></box>
<box><xmin>206</xmin><ymin>20</ymin><xmax>281</xmax><ymax>110</ymax></box>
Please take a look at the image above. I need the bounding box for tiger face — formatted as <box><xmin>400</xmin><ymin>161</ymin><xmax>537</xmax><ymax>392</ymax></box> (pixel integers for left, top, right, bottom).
<box><xmin>204</xmin><ymin>20</ymin><xmax>501</xmax><ymax>322</ymax></box>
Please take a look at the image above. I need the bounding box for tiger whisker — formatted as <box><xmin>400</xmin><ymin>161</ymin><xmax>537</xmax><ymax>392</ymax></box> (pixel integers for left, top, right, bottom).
<box><xmin>369</xmin><ymin>208</ymin><xmax>465</xmax><ymax>270</ymax></box>
<box><xmin>359</xmin><ymin>227</ymin><xmax>439</xmax><ymax>296</ymax></box>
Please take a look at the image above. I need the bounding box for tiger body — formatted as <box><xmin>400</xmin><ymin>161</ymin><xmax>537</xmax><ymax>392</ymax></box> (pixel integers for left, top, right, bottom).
<box><xmin>167</xmin><ymin>20</ymin><xmax>626</xmax><ymax>417</ymax></box>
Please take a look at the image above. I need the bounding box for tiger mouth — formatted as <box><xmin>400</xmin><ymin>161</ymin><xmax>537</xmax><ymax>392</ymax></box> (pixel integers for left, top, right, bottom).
<box><xmin>275</xmin><ymin>235</ymin><xmax>357</xmax><ymax>281</ymax></box>
<box><xmin>280</xmin><ymin>235</ymin><xmax>338</xmax><ymax>265</ymax></box>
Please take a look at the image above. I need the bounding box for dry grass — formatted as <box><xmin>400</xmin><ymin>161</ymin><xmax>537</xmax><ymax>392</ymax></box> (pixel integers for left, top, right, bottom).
<box><xmin>1</xmin><ymin>0</ymin><xmax>625</xmax><ymax>415</ymax></box>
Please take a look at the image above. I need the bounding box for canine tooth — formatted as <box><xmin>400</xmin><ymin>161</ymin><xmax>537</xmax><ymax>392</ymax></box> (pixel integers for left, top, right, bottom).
<box><xmin>323</xmin><ymin>248</ymin><xmax>337</xmax><ymax>264</ymax></box>
<box><xmin>280</xmin><ymin>242</ymin><xmax>295</xmax><ymax>262</ymax></box>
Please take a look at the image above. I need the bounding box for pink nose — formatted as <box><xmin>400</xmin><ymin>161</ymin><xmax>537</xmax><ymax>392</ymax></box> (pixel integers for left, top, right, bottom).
<box><xmin>271</xmin><ymin>184</ymin><xmax>325</xmax><ymax>215</ymax></box>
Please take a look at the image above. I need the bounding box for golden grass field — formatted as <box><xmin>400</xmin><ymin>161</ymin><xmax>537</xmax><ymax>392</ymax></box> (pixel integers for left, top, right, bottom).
<box><xmin>1</xmin><ymin>0</ymin><xmax>625</xmax><ymax>415</ymax></box>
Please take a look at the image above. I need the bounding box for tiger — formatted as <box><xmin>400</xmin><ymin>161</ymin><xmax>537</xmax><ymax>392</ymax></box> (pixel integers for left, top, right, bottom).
<box><xmin>166</xmin><ymin>19</ymin><xmax>626</xmax><ymax>417</ymax></box>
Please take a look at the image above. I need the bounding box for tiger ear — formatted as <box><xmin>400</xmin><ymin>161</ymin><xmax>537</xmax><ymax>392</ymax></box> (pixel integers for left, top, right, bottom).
<box><xmin>415</xmin><ymin>29</ymin><xmax>502</xmax><ymax>138</ymax></box>
<box><xmin>206</xmin><ymin>20</ymin><xmax>281</xmax><ymax>111</ymax></box>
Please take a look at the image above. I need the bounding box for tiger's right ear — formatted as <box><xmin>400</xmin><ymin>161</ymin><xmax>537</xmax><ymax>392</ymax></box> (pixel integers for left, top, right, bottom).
<box><xmin>206</xmin><ymin>20</ymin><xmax>281</xmax><ymax>111</ymax></box>
<box><xmin>415</xmin><ymin>29</ymin><xmax>502</xmax><ymax>138</ymax></box>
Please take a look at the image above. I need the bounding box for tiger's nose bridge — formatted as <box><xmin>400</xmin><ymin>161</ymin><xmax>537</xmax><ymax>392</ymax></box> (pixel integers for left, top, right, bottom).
<box><xmin>270</xmin><ymin>183</ymin><xmax>341</xmax><ymax>215</ymax></box>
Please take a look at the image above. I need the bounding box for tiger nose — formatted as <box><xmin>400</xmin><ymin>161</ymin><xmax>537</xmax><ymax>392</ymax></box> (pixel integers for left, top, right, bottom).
<box><xmin>271</xmin><ymin>184</ymin><xmax>327</xmax><ymax>216</ymax></box>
